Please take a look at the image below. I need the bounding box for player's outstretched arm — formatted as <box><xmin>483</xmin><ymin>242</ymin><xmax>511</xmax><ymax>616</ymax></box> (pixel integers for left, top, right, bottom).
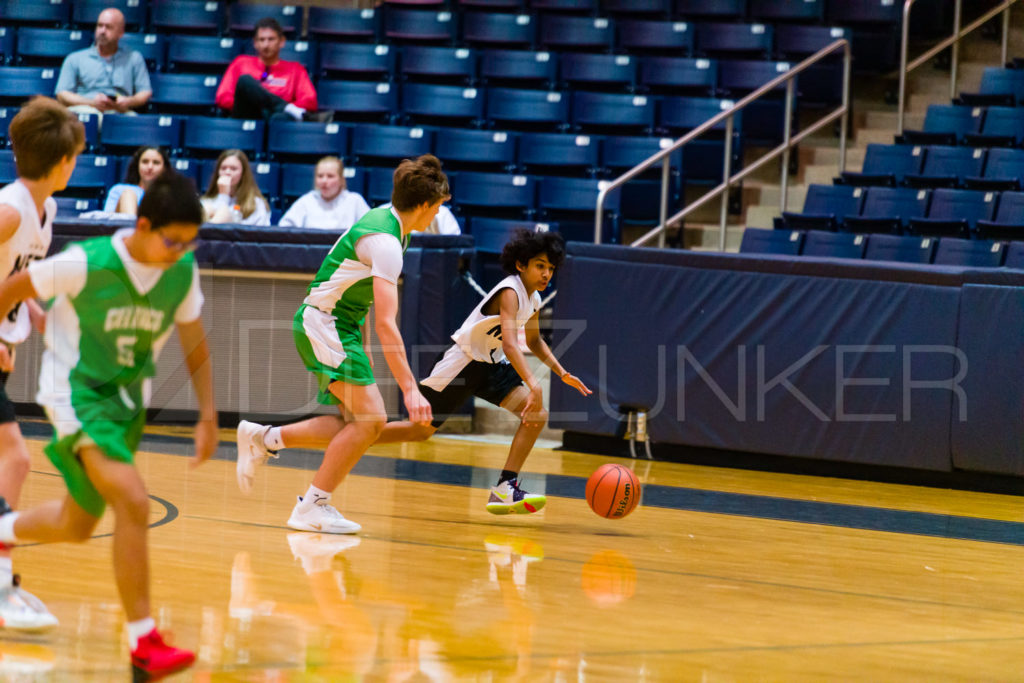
<box><xmin>177</xmin><ymin>318</ymin><xmax>218</xmax><ymax>466</ymax></box>
<box><xmin>372</xmin><ymin>276</ymin><xmax>432</xmax><ymax>425</ymax></box>
<box><xmin>0</xmin><ymin>271</ymin><xmax>37</xmax><ymax>372</ymax></box>
<box><xmin>524</xmin><ymin>312</ymin><xmax>592</xmax><ymax>397</ymax></box>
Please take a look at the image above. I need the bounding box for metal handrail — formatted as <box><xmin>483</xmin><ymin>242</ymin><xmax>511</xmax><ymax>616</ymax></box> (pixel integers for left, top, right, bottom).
<box><xmin>897</xmin><ymin>0</ymin><xmax>1017</xmax><ymax>134</ymax></box>
<box><xmin>595</xmin><ymin>39</ymin><xmax>851</xmax><ymax>249</ymax></box>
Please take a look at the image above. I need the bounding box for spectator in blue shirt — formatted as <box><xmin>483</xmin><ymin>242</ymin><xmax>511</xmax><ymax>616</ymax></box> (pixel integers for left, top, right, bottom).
<box><xmin>55</xmin><ymin>9</ymin><xmax>151</xmax><ymax>120</ymax></box>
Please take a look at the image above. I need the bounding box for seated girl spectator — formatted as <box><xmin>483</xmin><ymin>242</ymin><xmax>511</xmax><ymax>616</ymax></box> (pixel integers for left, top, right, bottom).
<box><xmin>279</xmin><ymin>156</ymin><xmax>370</xmax><ymax>230</ymax></box>
<box><xmin>102</xmin><ymin>146</ymin><xmax>168</xmax><ymax>215</ymax></box>
<box><xmin>200</xmin><ymin>149</ymin><xmax>270</xmax><ymax>226</ymax></box>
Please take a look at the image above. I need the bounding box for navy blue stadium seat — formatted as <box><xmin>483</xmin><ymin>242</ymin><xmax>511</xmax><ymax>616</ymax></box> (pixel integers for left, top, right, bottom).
<box><xmin>639</xmin><ymin>56</ymin><xmax>716</xmax><ymax>96</ymax></box>
<box><xmin>0</xmin><ymin>28</ymin><xmax>12</xmax><ymax>65</ymax></box>
<box><xmin>840</xmin><ymin>143</ymin><xmax>923</xmax><ymax>187</ymax></box>
<box><xmin>0</xmin><ymin>150</ymin><xmax>17</xmax><ymax>184</ymax></box>
<box><xmin>400</xmin><ymin>46</ymin><xmax>476</xmax><ymax>84</ymax></box>
<box><xmin>229</xmin><ymin>3</ymin><xmax>302</xmax><ymax>36</ymax></box>
<box><xmin>184</xmin><ymin>117</ymin><xmax>265</xmax><ymax>159</ymax></box>
<box><xmin>959</xmin><ymin>67</ymin><xmax>1024</xmax><ymax>107</ymax></box>
<box><xmin>350</xmin><ymin>124</ymin><xmax>433</xmax><ymax>165</ymax></box>
<box><xmin>307</xmin><ymin>7</ymin><xmax>380</xmax><ymax>42</ymax></box>
<box><xmin>904</xmin><ymin>146</ymin><xmax>985</xmax><ymax>189</ymax></box>
<box><xmin>120</xmin><ymin>33</ymin><xmax>167</xmax><ymax>72</ymax></box>
<box><xmin>244</xmin><ymin>41</ymin><xmax>316</xmax><ymax>76</ymax></box>
<box><xmin>750</xmin><ymin>0</ymin><xmax>824</xmax><ymax>22</ymax></box>
<box><xmin>775</xmin><ymin>25</ymin><xmax>850</xmax><ymax>58</ymax></box>
<box><xmin>900</xmin><ymin>104</ymin><xmax>983</xmax><ymax>146</ymax></box>
<box><xmin>604</xmin><ymin>0</ymin><xmax>669</xmax><ymax>16</ymax></box>
<box><xmin>658</xmin><ymin>97</ymin><xmax>740</xmax><ymax>187</ymax></box>
<box><xmin>14</xmin><ymin>28</ymin><xmax>92</xmax><ymax>66</ymax></box>
<box><xmin>602</xmin><ymin>135</ymin><xmax>680</xmax><ymax>173</ymax></box>
<box><xmin>487</xmin><ymin>88</ymin><xmax>569</xmax><ymax>131</ymax></box>
<box><xmin>717</xmin><ymin>60</ymin><xmax>792</xmax><ymax>145</ymax></box>
<box><xmin>434</xmin><ymin>128</ymin><xmax>517</xmax><ymax>172</ymax></box>
<box><xmin>529</xmin><ymin>0</ymin><xmax>598</xmax><ymax>11</ymax></box>
<box><xmin>101</xmin><ymin>114</ymin><xmax>182</xmax><ymax>154</ymax></box>
<box><xmin>0</xmin><ymin>66</ymin><xmax>59</xmax><ymax>105</ymax></box>
<box><xmin>739</xmin><ymin>228</ymin><xmax>803</xmax><ymax>255</ymax></box>
<box><xmin>517</xmin><ymin>132</ymin><xmax>600</xmax><ymax>175</ymax></box>
<box><xmin>696</xmin><ymin>23</ymin><xmax>773</xmax><ymax>59</ymax></box>
<box><xmin>364</xmin><ymin>165</ymin><xmax>396</xmax><ymax>204</ymax></box>
<box><xmin>150</xmin><ymin>0</ymin><xmax>224</xmax><ymax>35</ymax></box>
<box><xmin>401</xmin><ymin>83</ymin><xmax>484</xmax><ymax>125</ymax></box>
<box><xmin>1003</xmin><ymin>241</ymin><xmax>1024</xmax><ymax>268</ymax></box>
<box><xmin>678</xmin><ymin>0</ymin><xmax>746</xmax><ymax>19</ymax></box>
<box><xmin>64</xmin><ymin>154</ymin><xmax>118</xmax><ymax>198</ymax></box>
<box><xmin>658</xmin><ymin>96</ymin><xmax>737</xmax><ymax>134</ymax></box>
<box><xmin>320</xmin><ymin>43</ymin><xmax>395</xmax><ymax>80</ymax></box>
<box><xmin>281</xmin><ymin>163</ymin><xmax>367</xmax><ymax>202</ymax></box>
<box><xmin>536</xmin><ymin>179</ymin><xmax>620</xmax><ymax>243</ymax></box>
<box><xmin>933</xmin><ymin>237</ymin><xmax>1005</xmax><ymax>267</ymax></box>
<box><xmin>267</xmin><ymin>120</ymin><xmax>348</xmax><ymax>161</ymax></box>
<box><xmin>976</xmin><ymin>192</ymin><xmax>1024</xmax><ymax>239</ymax></box>
<box><xmin>384</xmin><ymin>8</ymin><xmax>457</xmax><ymax>44</ymax></box>
<box><xmin>461</xmin><ymin>12</ymin><xmax>535</xmax><ymax>49</ymax></box>
<box><xmin>774</xmin><ymin>26</ymin><xmax>848</xmax><ymax>106</ymax></box>
<box><xmin>319</xmin><ymin>80</ymin><xmax>397</xmax><ymax>123</ymax></box>
<box><xmin>908</xmin><ymin>188</ymin><xmax>996</xmax><ymax>238</ymax></box>
<box><xmin>967</xmin><ymin>147</ymin><xmax>1024</xmax><ymax>191</ymax></box>
<box><xmin>827</xmin><ymin>0</ymin><xmax>901</xmax><ymax>23</ymax></box>
<box><xmin>471</xmin><ymin>218</ymin><xmax>556</xmax><ymax>253</ymax></box>
<box><xmin>780</xmin><ymin>183</ymin><xmax>864</xmax><ymax>231</ymax></box>
<box><xmin>863</xmin><ymin>234</ymin><xmax>937</xmax><ymax>264</ymax></box>
<box><xmin>572</xmin><ymin>92</ymin><xmax>654</xmax><ymax>134</ymax></box>
<box><xmin>149</xmin><ymin>74</ymin><xmax>220</xmax><ymax>114</ymax></box>
<box><xmin>800</xmin><ymin>230</ymin><xmax>867</xmax><ymax>259</ymax></box>
<box><xmin>458</xmin><ymin>0</ymin><xmax>523</xmax><ymax>8</ymax></box>
<box><xmin>479</xmin><ymin>49</ymin><xmax>556</xmax><ymax>87</ymax></box>
<box><xmin>73</xmin><ymin>112</ymin><xmax>100</xmax><ymax>151</ymax></box>
<box><xmin>619</xmin><ymin>20</ymin><xmax>693</xmax><ymax>55</ymax></box>
<box><xmin>844</xmin><ymin>187</ymin><xmax>929</xmax><ymax>234</ymax></box>
<box><xmin>0</xmin><ymin>0</ymin><xmax>71</xmax><ymax>26</ymax></box>
<box><xmin>200</xmin><ymin>158</ymin><xmax>280</xmax><ymax>199</ymax></box>
<box><xmin>601</xmin><ymin>135</ymin><xmax>681</xmax><ymax>225</ymax></box>
<box><xmin>0</xmin><ymin>107</ymin><xmax>15</xmax><ymax>145</ymax></box>
<box><xmin>966</xmin><ymin>106</ymin><xmax>1024</xmax><ymax>149</ymax></box>
<box><xmin>169</xmin><ymin>158</ymin><xmax>202</xmax><ymax>189</ymax></box>
<box><xmin>451</xmin><ymin>171</ymin><xmax>536</xmax><ymax>217</ymax></box>
<box><xmin>73</xmin><ymin>0</ymin><xmax>145</xmax><ymax>30</ymax></box>
<box><xmin>167</xmin><ymin>35</ymin><xmax>242</xmax><ymax>73</ymax></box>
<box><xmin>559</xmin><ymin>54</ymin><xmax>635</xmax><ymax>91</ymax></box>
<box><xmin>53</xmin><ymin>196</ymin><xmax>98</xmax><ymax>216</ymax></box>
<box><xmin>538</xmin><ymin>15</ymin><xmax>614</xmax><ymax>52</ymax></box>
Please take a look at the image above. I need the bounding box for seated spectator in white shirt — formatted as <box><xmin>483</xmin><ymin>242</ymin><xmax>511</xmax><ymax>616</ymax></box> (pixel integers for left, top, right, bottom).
<box><xmin>378</xmin><ymin>201</ymin><xmax>460</xmax><ymax>235</ymax></box>
<box><xmin>279</xmin><ymin>156</ymin><xmax>370</xmax><ymax>230</ymax></box>
<box><xmin>200</xmin><ymin>149</ymin><xmax>270</xmax><ymax>226</ymax></box>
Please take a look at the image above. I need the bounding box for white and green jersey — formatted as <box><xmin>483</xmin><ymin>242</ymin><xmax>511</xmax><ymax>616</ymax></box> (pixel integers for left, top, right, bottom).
<box><xmin>0</xmin><ymin>179</ymin><xmax>54</xmax><ymax>345</ymax></box>
<box><xmin>302</xmin><ymin>206</ymin><xmax>404</xmax><ymax>330</ymax></box>
<box><xmin>28</xmin><ymin>229</ymin><xmax>202</xmax><ymax>428</ymax></box>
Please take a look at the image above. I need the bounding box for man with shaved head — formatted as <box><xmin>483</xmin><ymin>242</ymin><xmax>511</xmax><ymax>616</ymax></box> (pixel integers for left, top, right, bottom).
<box><xmin>55</xmin><ymin>8</ymin><xmax>152</xmax><ymax>120</ymax></box>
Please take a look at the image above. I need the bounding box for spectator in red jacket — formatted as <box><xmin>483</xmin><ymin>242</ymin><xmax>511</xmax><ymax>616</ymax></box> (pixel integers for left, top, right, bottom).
<box><xmin>215</xmin><ymin>17</ymin><xmax>331</xmax><ymax>123</ymax></box>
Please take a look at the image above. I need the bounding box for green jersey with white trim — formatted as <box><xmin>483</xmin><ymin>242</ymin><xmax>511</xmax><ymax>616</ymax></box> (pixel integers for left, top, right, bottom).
<box><xmin>302</xmin><ymin>206</ymin><xmax>403</xmax><ymax>329</ymax></box>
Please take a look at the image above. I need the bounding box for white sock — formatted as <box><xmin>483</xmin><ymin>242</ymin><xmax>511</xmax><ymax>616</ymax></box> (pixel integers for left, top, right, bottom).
<box><xmin>128</xmin><ymin>617</ymin><xmax>156</xmax><ymax>650</ymax></box>
<box><xmin>0</xmin><ymin>511</ymin><xmax>20</xmax><ymax>545</ymax></box>
<box><xmin>302</xmin><ymin>484</ymin><xmax>330</xmax><ymax>508</ymax></box>
<box><xmin>284</xmin><ymin>103</ymin><xmax>305</xmax><ymax>120</ymax></box>
<box><xmin>265</xmin><ymin>426</ymin><xmax>284</xmax><ymax>452</ymax></box>
<box><xmin>0</xmin><ymin>556</ymin><xmax>11</xmax><ymax>583</ymax></box>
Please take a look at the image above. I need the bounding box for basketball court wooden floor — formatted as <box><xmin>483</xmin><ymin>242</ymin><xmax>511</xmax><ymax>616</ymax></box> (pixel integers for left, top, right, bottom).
<box><xmin>3</xmin><ymin>419</ymin><xmax>1023</xmax><ymax>681</ymax></box>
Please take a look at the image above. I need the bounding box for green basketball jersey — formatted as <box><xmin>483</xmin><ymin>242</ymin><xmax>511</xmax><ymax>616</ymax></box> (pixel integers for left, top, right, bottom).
<box><xmin>302</xmin><ymin>207</ymin><xmax>403</xmax><ymax>329</ymax></box>
<box><xmin>64</xmin><ymin>235</ymin><xmax>194</xmax><ymax>396</ymax></box>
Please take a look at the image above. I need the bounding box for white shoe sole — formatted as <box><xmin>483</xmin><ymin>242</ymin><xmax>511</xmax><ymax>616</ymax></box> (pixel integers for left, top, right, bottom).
<box><xmin>286</xmin><ymin>515</ymin><xmax>361</xmax><ymax>535</ymax></box>
<box><xmin>0</xmin><ymin>615</ymin><xmax>58</xmax><ymax>633</ymax></box>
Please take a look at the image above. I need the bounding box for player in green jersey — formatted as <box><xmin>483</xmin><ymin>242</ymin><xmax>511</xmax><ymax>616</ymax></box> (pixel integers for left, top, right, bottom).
<box><xmin>237</xmin><ymin>154</ymin><xmax>448</xmax><ymax>534</ymax></box>
<box><xmin>0</xmin><ymin>172</ymin><xmax>216</xmax><ymax>680</ymax></box>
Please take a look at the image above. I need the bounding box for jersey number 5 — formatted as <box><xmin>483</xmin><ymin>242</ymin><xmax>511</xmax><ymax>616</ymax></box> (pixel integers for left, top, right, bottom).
<box><xmin>116</xmin><ymin>335</ymin><xmax>137</xmax><ymax>367</ymax></box>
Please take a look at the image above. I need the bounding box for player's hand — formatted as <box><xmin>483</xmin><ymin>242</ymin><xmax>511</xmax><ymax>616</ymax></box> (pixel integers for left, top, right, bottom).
<box><xmin>0</xmin><ymin>344</ymin><xmax>13</xmax><ymax>373</ymax></box>
<box><xmin>191</xmin><ymin>417</ymin><xmax>218</xmax><ymax>468</ymax></box>
<box><xmin>217</xmin><ymin>174</ymin><xmax>233</xmax><ymax>196</ymax></box>
<box><xmin>404</xmin><ymin>388</ymin><xmax>432</xmax><ymax>426</ymax></box>
<box><xmin>562</xmin><ymin>372</ymin><xmax>592</xmax><ymax>397</ymax></box>
<box><xmin>521</xmin><ymin>384</ymin><xmax>545</xmax><ymax>427</ymax></box>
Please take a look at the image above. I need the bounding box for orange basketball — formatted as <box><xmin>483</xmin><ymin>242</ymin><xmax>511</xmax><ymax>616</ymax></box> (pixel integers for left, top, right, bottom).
<box><xmin>585</xmin><ymin>464</ymin><xmax>641</xmax><ymax>519</ymax></box>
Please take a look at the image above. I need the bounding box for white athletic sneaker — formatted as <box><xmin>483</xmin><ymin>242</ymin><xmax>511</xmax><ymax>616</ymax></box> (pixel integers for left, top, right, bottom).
<box><xmin>287</xmin><ymin>532</ymin><xmax>361</xmax><ymax>574</ymax></box>
<box><xmin>485</xmin><ymin>479</ymin><xmax>547</xmax><ymax>515</ymax></box>
<box><xmin>236</xmin><ymin>420</ymin><xmax>278</xmax><ymax>494</ymax></box>
<box><xmin>0</xmin><ymin>575</ymin><xmax>58</xmax><ymax>633</ymax></box>
<box><xmin>287</xmin><ymin>496</ymin><xmax>361</xmax><ymax>535</ymax></box>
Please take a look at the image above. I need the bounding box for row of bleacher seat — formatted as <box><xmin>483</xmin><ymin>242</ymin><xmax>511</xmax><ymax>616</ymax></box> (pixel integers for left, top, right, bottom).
<box><xmin>777</xmin><ymin>186</ymin><xmax>1024</xmax><ymax>240</ymax></box>
<box><xmin>836</xmin><ymin>144</ymin><xmax>1022</xmax><ymax>191</ymax></box>
<box><xmin>898</xmin><ymin>103</ymin><xmax>1024</xmax><ymax>148</ymax></box>
<box><xmin>741</xmin><ymin>228</ymin><xmax>1024</xmax><ymax>269</ymax></box>
<box><xmin>0</xmin><ymin>22</ymin><xmax>851</xmax><ymax>69</ymax></box>
<box><xmin>0</xmin><ymin>0</ymin><xmax>909</xmax><ymax>38</ymax></box>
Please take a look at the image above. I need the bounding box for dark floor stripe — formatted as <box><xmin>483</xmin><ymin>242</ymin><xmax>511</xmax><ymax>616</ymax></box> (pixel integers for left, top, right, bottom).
<box><xmin>20</xmin><ymin>423</ymin><xmax>1024</xmax><ymax>548</ymax></box>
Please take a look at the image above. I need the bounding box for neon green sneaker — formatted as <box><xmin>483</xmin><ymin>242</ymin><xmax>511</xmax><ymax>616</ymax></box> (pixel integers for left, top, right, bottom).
<box><xmin>486</xmin><ymin>480</ymin><xmax>546</xmax><ymax>515</ymax></box>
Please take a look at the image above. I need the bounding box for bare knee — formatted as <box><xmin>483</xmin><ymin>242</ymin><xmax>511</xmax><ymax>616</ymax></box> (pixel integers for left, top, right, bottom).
<box><xmin>112</xmin><ymin>487</ymin><xmax>150</xmax><ymax>527</ymax></box>
<box><xmin>522</xmin><ymin>409</ymin><xmax>549</xmax><ymax>430</ymax></box>
<box><xmin>355</xmin><ymin>415</ymin><xmax>386</xmax><ymax>440</ymax></box>
<box><xmin>66</xmin><ymin>513</ymin><xmax>99</xmax><ymax>542</ymax></box>
<box><xmin>1</xmin><ymin>447</ymin><xmax>31</xmax><ymax>479</ymax></box>
<box><xmin>408</xmin><ymin>423</ymin><xmax>436</xmax><ymax>442</ymax></box>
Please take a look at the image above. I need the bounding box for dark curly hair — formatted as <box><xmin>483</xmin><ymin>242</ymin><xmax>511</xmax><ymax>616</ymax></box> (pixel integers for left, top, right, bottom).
<box><xmin>123</xmin><ymin>145</ymin><xmax>169</xmax><ymax>185</ymax></box>
<box><xmin>499</xmin><ymin>228</ymin><xmax>566</xmax><ymax>274</ymax></box>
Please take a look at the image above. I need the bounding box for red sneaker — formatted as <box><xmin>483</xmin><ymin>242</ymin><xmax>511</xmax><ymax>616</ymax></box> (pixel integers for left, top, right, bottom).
<box><xmin>130</xmin><ymin>630</ymin><xmax>195</xmax><ymax>681</ymax></box>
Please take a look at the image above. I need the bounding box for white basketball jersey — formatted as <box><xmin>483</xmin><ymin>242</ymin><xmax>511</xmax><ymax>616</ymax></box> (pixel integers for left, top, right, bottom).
<box><xmin>0</xmin><ymin>180</ymin><xmax>54</xmax><ymax>345</ymax></box>
<box><xmin>421</xmin><ymin>274</ymin><xmax>541</xmax><ymax>391</ymax></box>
